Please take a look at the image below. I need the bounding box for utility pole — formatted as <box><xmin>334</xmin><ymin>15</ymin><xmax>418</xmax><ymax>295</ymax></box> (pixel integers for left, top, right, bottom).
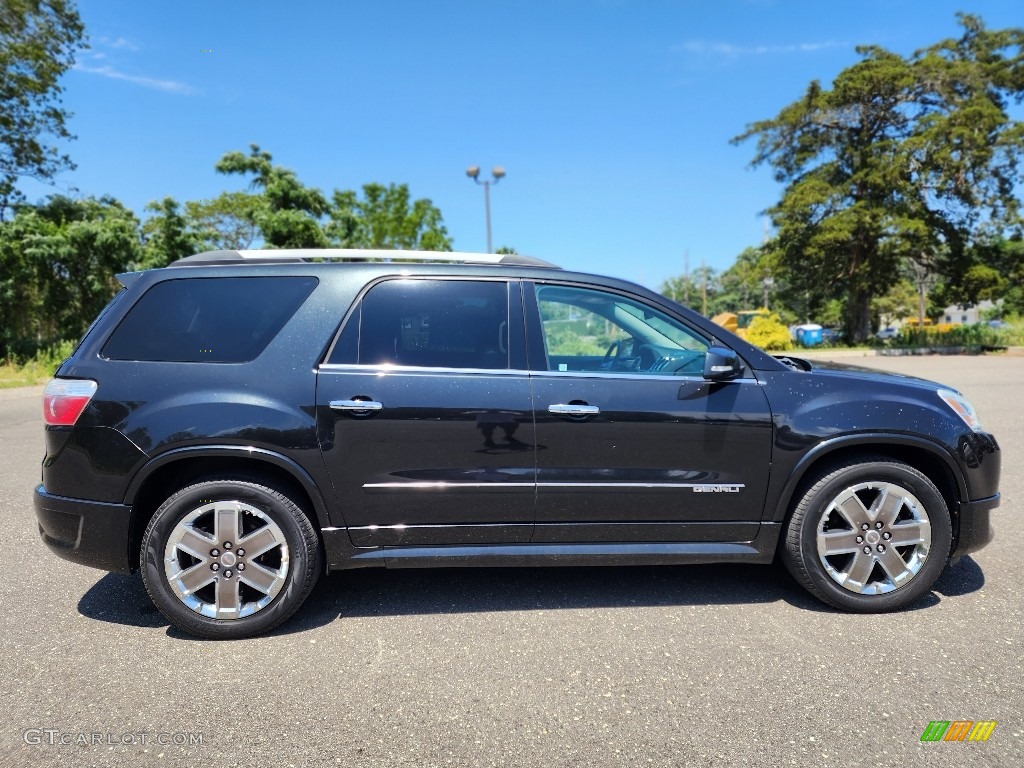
<box><xmin>684</xmin><ymin>249</ymin><xmax>690</xmax><ymax>305</ymax></box>
<box><xmin>701</xmin><ymin>257</ymin><xmax>707</xmax><ymax>316</ymax></box>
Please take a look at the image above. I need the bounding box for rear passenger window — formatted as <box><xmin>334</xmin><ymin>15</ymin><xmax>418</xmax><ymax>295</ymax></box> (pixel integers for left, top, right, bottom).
<box><xmin>334</xmin><ymin>279</ymin><xmax>509</xmax><ymax>369</ymax></box>
<box><xmin>102</xmin><ymin>277</ymin><xmax>318</xmax><ymax>363</ymax></box>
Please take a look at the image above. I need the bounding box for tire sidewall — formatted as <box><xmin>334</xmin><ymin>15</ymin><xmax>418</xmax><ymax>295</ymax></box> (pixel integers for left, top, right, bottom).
<box><xmin>795</xmin><ymin>462</ymin><xmax>952</xmax><ymax>611</ymax></box>
<box><xmin>142</xmin><ymin>480</ymin><xmax>318</xmax><ymax>639</ymax></box>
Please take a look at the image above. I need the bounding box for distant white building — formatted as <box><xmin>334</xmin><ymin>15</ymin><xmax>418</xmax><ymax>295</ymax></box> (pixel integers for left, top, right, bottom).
<box><xmin>941</xmin><ymin>299</ymin><xmax>1000</xmax><ymax>325</ymax></box>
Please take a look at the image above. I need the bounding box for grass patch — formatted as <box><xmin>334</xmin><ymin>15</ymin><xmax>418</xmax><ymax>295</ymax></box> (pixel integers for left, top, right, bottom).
<box><xmin>0</xmin><ymin>341</ymin><xmax>76</xmax><ymax>389</ymax></box>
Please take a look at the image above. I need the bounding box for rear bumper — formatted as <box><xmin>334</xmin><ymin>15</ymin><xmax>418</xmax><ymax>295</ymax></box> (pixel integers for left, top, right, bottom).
<box><xmin>952</xmin><ymin>493</ymin><xmax>1000</xmax><ymax>559</ymax></box>
<box><xmin>33</xmin><ymin>485</ymin><xmax>133</xmax><ymax>573</ymax></box>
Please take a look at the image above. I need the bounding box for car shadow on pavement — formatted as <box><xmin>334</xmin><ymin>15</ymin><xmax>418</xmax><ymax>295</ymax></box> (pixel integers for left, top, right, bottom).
<box><xmin>281</xmin><ymin>563</ymin><xmax>824</xmax><ymax>634</ymax></box>
<box><xmin>932</xmin><ymin>555</ymin><xmax>985</xmax><ymax>596</ymax></box>
<box><xmin>77</xmin><ymin>564</ymin><xmax>809</xmax><ymax>637</ymax></box>
<box><xmin>77</xmin><ymin>573</ymin><xmax>169</xmax><ymax>629</ymax></box>
<box><xmin>76</xmin><ymin>556</ymin><xmax>986</xmax><ymax>638</ymax></box>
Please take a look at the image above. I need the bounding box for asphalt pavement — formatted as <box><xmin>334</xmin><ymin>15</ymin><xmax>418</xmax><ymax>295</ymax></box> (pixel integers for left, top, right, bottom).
<box><xmin>0</xmin><ymin>355</ymin><xmax>1020</xmax><ymax>767</ymax></box>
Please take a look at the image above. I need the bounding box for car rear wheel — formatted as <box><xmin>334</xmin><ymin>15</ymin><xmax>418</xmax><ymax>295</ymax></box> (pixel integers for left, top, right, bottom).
<box><xmin>782</xmin><ymin>457</ymin><xmax>952</xmax><ymax>612</ymax></box>
<box><xmin>141</xmin><ymin>478</ymin><xmax>320</xmax><ymax>639</ymax></box>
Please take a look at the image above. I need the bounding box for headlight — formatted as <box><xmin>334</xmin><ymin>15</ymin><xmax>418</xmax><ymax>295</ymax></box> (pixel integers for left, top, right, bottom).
<box><xmin>937</xmin><ymin>388</ymin><xmax>983</xmax><ymax>432</ymax></box>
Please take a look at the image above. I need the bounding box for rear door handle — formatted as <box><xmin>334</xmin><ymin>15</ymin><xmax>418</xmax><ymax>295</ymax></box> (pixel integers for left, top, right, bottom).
<box><xmin>548</xmin><ymin>403</ymin><xmax>600</xmax><ymax>416</ymax></box>
<box><xmin>331</xmin><ymin>399</ymin><xmax>383</xmax><ymax>411</ymax></box>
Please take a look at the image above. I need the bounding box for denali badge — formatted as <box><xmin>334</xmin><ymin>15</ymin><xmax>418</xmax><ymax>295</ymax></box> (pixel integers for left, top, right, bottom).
<box><xmin>692</xmin><ymin>484</ymin><xmax>743</xmax><ymax>493</ymax></box>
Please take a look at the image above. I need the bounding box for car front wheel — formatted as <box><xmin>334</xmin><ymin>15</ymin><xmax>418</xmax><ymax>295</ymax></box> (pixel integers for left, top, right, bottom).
<box><xmin>782</xmin><ymin>457</ymin><xmax>952</xmax><ymax>612</ymax></box>
<box><xmin>141</xmin><ymin>478</ymin><xmax>321</xmax><ymax>639</ymax></box>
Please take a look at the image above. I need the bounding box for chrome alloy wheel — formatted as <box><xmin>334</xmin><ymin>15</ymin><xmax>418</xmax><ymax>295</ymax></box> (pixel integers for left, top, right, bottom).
<box><xmin>815</xmin><ymin>481</ymin><xmax>932</xmax><ymax>595</ymax></box>
<box><xmin>164</xmin><ymin>500</ymin><xmax>290</xmax><ymax>619</ymax></box>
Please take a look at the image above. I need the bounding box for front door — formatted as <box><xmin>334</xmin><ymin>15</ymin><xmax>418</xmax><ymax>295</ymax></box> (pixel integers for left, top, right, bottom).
<box><xmin>317</xmin><ymin>277</ymin><xmax>535</xmax><ymax>547</ymax></box>
<box><xmin>525</xmin><ymin>281</ymin><xmax>773</xmax><ymax>543</ymax></box>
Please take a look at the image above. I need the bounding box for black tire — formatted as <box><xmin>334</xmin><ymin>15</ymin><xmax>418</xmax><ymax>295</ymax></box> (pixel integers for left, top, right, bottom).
<box><xmin>782</xmin><ymin>456</ymin><xmax>952</xmax><ymax>612</ymax></box>
<box><xmin>141</xmin><ymin>477</ymin><xmax>321</xmax><ymax>639</ymax></box>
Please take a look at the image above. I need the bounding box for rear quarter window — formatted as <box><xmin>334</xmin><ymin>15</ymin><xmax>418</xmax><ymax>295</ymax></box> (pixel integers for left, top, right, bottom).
<box><xmin>329</xmin><ymin>279</ymin><xmax>509</xmax><ymax>369</ymax></box>
<box><xmin>101</xmin><ymin>276</ymin><xmax>318</xmax><ymax>363</ymax></box>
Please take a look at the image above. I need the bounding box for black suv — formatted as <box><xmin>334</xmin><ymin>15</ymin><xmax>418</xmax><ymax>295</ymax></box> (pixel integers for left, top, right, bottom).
<box><xmin>34</xmin><ymin>249</ymin><xmax>1001</xmax><ymax>638</ymax></box>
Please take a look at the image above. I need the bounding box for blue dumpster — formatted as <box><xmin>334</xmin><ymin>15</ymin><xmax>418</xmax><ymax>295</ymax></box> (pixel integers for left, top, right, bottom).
<box><xmin>795</xmin><ymin>323</ymin><xmax>823</xmax><ymax>346</ymax></box>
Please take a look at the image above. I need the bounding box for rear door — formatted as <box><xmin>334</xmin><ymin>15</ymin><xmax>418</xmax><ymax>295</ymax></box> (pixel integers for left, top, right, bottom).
<box><xmin>525</xmin><ymin>281</ymin><xmax>773</xmax><ymax>543</ymax></box>
<box><xmin>316</xmin><ymin>277</ymin><xmax>535</xmax><ymax>547</ymax></box>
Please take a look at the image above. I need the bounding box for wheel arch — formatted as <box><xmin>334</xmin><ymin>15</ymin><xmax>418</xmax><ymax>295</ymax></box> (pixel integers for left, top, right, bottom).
<box><xmin>125</xmin><ymin>446</ymin><xmax>331</xmax><ymax>573</ymax></box>
<box><xmin>773</xmin><ymin>435</ymin><xmax>965</xmax><ymax>533</ymax></box>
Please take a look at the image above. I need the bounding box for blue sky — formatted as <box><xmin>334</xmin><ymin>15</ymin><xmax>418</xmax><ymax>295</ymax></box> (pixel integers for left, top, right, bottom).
<box><xmin>20</xmin><ymin>0</ymin><xmax>1024</xmax><ymax>290</ymax></box>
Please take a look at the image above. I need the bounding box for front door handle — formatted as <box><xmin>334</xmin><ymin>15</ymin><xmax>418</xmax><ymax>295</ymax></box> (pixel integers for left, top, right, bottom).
<box><xmin>548</xmin><ymin>403</ymin><xmax>600</xmax><ymax>416</ymax></box>
<box><xmin>331</xmin><ymin>399</ymin><xmax>383</xmax><ymax>411</ymax></box>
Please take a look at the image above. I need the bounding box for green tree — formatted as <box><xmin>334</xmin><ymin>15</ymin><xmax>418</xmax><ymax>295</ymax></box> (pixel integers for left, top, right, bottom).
<box><xmin>0</xmin><ymin>195</ymin><xmax>140</xmax><ymax>355</ymax></box>
<box><xmin>139</xmin><ymin>197</ymin><xmax>207</xmax><ymax>269</ymax></box>
<box><xmin>0</xmin><ymin>0</ymin><xmax>87</xmax><ymax>216</ymax></box>
<box><xmin>984</xmin><ymin>238</ymin><xmax>1024</xmax><ymax>314</ymax></box>
<box><xmin>326</xmin><ymin>183</ymin><xmax>452</xmax><ymax>251</ymax></box>
<box><xmin>871</xmin><ymin>279</ymin><xmax>919</xmax><ymax>329</ymax></box>
<box><xmin>661</xmin><ymin>265</ymin><xmax>719</xmax><ymax>314</ymax></box>
<box><xmin>932</xmin><ymin>237</ymin><xmax>1024</xmax><ymax>312</ymax></box>
<box><xmin>0</xmin><ymin>206</ymin><xmax>41</xmax><ymax>355</ymax></box>
<box><xmin>733</xmin><ymin>15</ymin><xmax>1024</xmax><ymax>342</ymax></box>
<box><xmin>718</xmin><ymin>247</ymin><xmax>770</xmax><ymax>311</ymax></box>
<box><xmin>661</xmin><ymin>248</ymin><xmax>785</xmax><ymax>317</ymax></box>
<box><xmin>816</xmin><ymin>299</ymin><xmax>845</xmax><ymax>329</ymax></box>
<box><xmin>184</xmin><ymin>191</ymin><xmax>261</xmax><ymax>251</ymax></box>
<box><xmin>215</xmin><ymin>145</ymin><xmax>329</xmax><ymax>248</ymax></box>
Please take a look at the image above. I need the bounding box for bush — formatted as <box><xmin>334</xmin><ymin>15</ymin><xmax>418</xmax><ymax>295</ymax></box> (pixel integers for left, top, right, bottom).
<box><xmin>895</xmin><ymin>323</ymin><xmax>1010</xmax><ymax>348</ymax></box>
<box><xmin>745</xmin><ymin>313</ymin><xmax>792</xmax><ymax>351</ymax></box>
<box><xmin>999</xmin><ymin>314</ymin><xmax>1024</xmax><ymax>346</ymax></box>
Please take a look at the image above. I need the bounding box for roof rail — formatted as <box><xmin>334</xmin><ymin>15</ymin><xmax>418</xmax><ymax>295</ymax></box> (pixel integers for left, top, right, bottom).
<box><xmin>170</xmin><ymin>249</ymin><xmax>560</xmax><ymax>269</ymax></box>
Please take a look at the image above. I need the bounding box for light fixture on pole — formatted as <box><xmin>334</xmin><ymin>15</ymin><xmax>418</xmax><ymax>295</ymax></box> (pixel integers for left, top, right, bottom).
<box><xmin>466</xmin><ymin>165</ymin><xmax>505</xmax><ymax>253</ymax></box>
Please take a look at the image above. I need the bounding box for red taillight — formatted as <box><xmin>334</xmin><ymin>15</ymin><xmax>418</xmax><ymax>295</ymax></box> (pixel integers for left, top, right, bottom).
<box><xmin>42</xmin><ymin>379</ymin><xmax>98</xmax><ymax>426</ymax></box>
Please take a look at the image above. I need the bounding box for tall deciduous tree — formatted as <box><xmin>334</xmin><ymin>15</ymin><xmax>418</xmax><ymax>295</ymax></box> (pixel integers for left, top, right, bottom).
<box><xmin>215</xmin><ymin>145</ymin><xmax>329</xmax><ymax>248</ymax></box>
<box><xmin>932</xmin><ymin>236</ymin><xmax>1024</xmax><ymax>312</ymax></box>
<box><xmin>326</xmin><ymin>183</ymin><xmax>452</xmax><ymax>251</ymax></box>
<box><xmin>215</xmin><ymin>145</ymin><xmax>453</xmax><ymax>252</ymax></box>
<box><xmin>734</xmin><ymin>15</ymin><xmax>1024</xmax><ymax>341</ymax></box>
<box><xmin>0</xmin><ymin>0</ymin><xmax>87</xmax><ymax>216</ymax></box>
<box><xmin>661</xmin><ymin>265</ymin><xmax>719</xmax><ymax>314</ymax></box>
<box><xmin>184</xmin><ymin>192</ymin><xmax>261</xmax><ymax>251</ymax></box>
<box><xmin>139</xmin><ymin>197</ymin><xmax>207</xmax><ymax>269</ymax></box>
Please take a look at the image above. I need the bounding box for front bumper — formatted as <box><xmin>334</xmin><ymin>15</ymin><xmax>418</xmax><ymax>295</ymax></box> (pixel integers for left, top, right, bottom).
<box><xmin>952</xmin><ymin>493</ymin><xmax>1000</xmax><ymax>559</ymax></box>
<box><xmin>34</xmin><ymin>485</ymin><xmax>133</xmax><ymax>573</ymax></box>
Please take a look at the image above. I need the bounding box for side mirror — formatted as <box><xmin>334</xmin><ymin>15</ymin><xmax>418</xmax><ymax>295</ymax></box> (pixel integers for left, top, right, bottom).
<box><xmin>703</xmin><ymin>346</ymin><xmax>742</xmax><ymax>382</ymax></box>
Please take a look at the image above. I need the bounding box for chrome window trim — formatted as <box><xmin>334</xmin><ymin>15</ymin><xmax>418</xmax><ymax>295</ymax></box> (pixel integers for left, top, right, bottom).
<box><xmin>528</xmin><ymin>369</ymin><xmax>757</xmax><ymax>384</ymax></box>
<box><xmin>318</xmin><ymin>362</ymin><xmax>757</xmax><ymax>384</ymax></box>
<box><xmin>319</xmin><ymin>363</ymin><xmax>531</xmax><ymax>377</ymax></box>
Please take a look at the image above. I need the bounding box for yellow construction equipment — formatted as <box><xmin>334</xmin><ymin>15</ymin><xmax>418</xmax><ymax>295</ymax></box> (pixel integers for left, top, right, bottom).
<box><xmin>711</xmin><ymin>309</ymin><xmax>769</xmax><ymax>339</ymax></box>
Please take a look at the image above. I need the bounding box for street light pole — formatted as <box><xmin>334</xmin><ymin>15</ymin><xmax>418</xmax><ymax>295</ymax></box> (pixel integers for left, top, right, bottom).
<box><xmin>466</xmin><ymin>165</ymin><xmax>505</xmax><ymax>253</ymax></box>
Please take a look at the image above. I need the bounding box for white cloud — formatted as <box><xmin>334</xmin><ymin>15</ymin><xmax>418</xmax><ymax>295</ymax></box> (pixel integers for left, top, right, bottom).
<box><xmin>676</xmin><ymin>40</ymin><xmax>847</xmax><ymax>56</ymax></box>
<box><xmin>95</xmin><ymin>35</ymin><xmax>140</xmax><ymax>51</ymax></box>
<box><xmin>73</xmin><ymin>64</ymin><xmax>194</xmax><ymax>95</ymax></box>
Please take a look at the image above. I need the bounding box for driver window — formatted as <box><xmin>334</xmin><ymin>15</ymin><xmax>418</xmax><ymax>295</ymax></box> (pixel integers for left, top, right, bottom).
<box><xmin>535</xmin><ymin>285</ymin><xmax>708</xmax><ymax>375</ymax></box>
